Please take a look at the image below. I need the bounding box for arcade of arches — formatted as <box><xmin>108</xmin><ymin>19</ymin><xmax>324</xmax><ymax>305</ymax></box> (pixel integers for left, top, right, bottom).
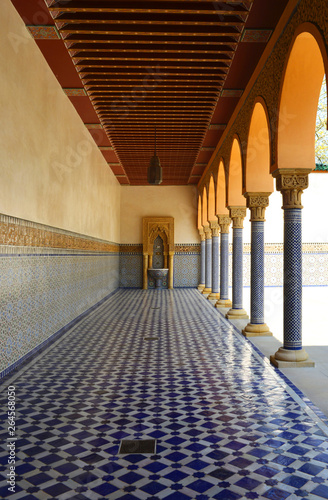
<box><xmin>198</xmin><ymin>24</ymin><xmax>328</xmax><ymax>368</ymax></box>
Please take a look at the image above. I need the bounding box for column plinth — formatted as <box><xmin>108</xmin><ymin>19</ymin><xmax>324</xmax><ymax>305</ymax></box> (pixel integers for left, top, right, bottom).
<box><xmin>226</xmin><ymin>207</ymin><xmax>248</xmax><ymax>319</ymax></box>
<box><xmin>270</xmin><ymin>169</ymin><xmax>314</xmax><ymax>367</ymax></box>
<box><xmin>216</xmin><ymin>216</ymin><xmax>232</xmax><ymax>308</ymax></box>
<box><xmin>198</xmin><ymin>228</ymin><xmax>206</xmax><ymax>291</ymax></box>
<box><xmin>242</xmin><ymin>193</ymin><xmax>272</xmax><ymax>337</ymax></box>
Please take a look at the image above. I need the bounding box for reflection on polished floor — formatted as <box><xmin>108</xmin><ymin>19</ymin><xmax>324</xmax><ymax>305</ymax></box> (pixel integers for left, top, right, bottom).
<box><xmin>1</xmin><ymin>289</ymin><xmax>328</xmax><ymax>499</ymax></box>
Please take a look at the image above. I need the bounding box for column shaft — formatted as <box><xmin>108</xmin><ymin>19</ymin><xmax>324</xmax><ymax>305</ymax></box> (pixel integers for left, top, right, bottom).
<box><xmin>203</xmin><ymin>236</ymin><xmax>212</xmax><ymax>293</ymax></box>
<box><xmin>243</xmin><ymin>192</ymin><xmax>271</xmax><ymax>336</ymax></box>
<box><xmin>198</xmin><ymin>230</ymin><xmax>206</xmax><ymax>291</ymax></box>
<box><xmin>270</xmin><ymin>169</ymin><xmax>313</xmax><ymax>367</ymax></box>
<box><xmin>216</xmin><ymin>216</ymin><xmax>232</xmax><ymax>308</ymax></box>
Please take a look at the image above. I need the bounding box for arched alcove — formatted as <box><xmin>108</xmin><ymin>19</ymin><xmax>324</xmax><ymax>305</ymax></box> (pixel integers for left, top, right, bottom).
<box><xmin>277</xmin><ymin>27</ymin><xmax>327</xmax><ymax>170</ymax></box>
<box><xmin>216</xmin><ymin>160</ymin><xmax>229</xmax><ymax>215</ymax></box>
<box><xmin>208</xmin><ymin>175</ymin><xmax>216</xmax><ymax>221</ymax></box>
<box><xmin>227</xmin><ymin>137</ymin><xmax>246</xmax><ymax>207</ymax></box>
<box><xmin>245</xmin><ymin>99</ymin><xmax>273</xmax><ymax>193</ymax></box>
<box><xmin>202</xmin><ymin>186</ymin><xmax>209</xmax><ymax>226</ymax></box>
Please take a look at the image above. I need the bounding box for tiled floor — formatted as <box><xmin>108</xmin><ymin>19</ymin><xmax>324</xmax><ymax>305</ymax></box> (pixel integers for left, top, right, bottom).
<box><xmin>1</xmin><ymin>288</ymin><xmax>328</xmax><ymax>499</ymax></box>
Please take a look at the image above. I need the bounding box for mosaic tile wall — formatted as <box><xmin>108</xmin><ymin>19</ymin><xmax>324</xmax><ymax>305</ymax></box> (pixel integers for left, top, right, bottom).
<box><xmin>239</xmin><ymin>244</ymin><xmax>328</xmax><ymax>287</ymax></box>
<box><xmin>119</xmin><ymin>244</ymin><xmax>201</xmax><ymax>288</ymax></box>
<box><xmin>0</xmin><ymin>252</ymin><xmax>119</xmax><ymax>378</ymax></box>
<box><xmin>119</xmin><ymin>243</ymin><xmax>328</xmax><ymax>288</ymax></box>
<box><xmin>0</xmin><ymin>214</ymin><xmax>120</xmax><ymax>379</ymax></box>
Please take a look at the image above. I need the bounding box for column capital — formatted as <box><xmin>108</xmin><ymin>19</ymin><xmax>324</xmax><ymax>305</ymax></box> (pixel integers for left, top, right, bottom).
<box><xmin>209</xmin><ymin>220</ymin><xmax>220</xmax><ymax>237</ymax></box>
<box><xmin>198</xmin><ymin>228</ymin><xmax>205</xmax><ymax>241</ymax></box>
<box><xmin>244</xmin><ymin>192</ymin><xmax>271</xmax><ymax>221</ymax></box>
<box><xmin>204</xmin><ymin>226</ymin><xmax>212</xmax><ymax>239</ymax></box>
<box><xmin>228</xmin><ymin>206</ymin><xmax>247</xmax><ymax>229</ymax></box>
<box><xmin>217</xmin><ymin>215</ymin><xmax>231</xmax><ymax>233</ymax></box>
<box><xmin>272</xmin><ymin>169</ymin><xmax>312</xmax><ymax>209</ymax></box>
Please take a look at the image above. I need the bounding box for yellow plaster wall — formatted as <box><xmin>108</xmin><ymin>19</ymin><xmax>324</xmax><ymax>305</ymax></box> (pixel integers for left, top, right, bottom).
<box><xmin>0</xmin><ymin>0</ymin><xmax>120</xmax><ymax>243</ymax></box>
<box><xmin>120</xmin><ymin>186</ymin><xmax>199</xmax><ymax>243</ymax></box>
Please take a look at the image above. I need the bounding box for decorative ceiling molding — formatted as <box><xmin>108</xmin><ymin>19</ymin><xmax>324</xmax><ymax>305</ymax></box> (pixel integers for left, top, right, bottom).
<box><xmin>85</xmin><ymin>123</ymin><xmax>103</xmax><ymax>129</ymax></box>
<box><xmin>209</xmin><ymin>124</ymin><xmax>226</xmax><ymax>130</ymax></box>
<box><xmin>26</xmin><ymin>25</ymin><xmax>60</xmax><ymax>39</ymax></box>
<box><xmin>221</xmin><ymin>89</ymin><xmax>244</xmax><ymax>97</ymax></box>
<box><xmin>241</xmin><ymin>29</ymin><xmax>272</xmax><ymax>43</ymax></box>
<box><xmin>63</xmin><ymin>88</ymin><xmax>87</xmax><ymax>97</ymax></box>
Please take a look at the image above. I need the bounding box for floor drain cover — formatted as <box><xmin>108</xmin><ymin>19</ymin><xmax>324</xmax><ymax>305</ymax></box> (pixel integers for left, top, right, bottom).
<box><xmin>119</xmin><ymin>439</ymin><xmax>156</xmax><ymax>454</ymax></box>
<box><xmin>144</xmin><ymin>337</ymin><xmax>159</xmax><ymax>340</ymax></box>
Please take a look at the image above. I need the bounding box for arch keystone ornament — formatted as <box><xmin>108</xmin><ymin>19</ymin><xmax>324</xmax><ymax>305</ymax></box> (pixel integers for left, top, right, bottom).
<box><xmin>270</xmin><ymin>170</ymin><xmax>314</xmax><ymax>367</ymax></box>
<box><xmin>243</xmin><ymin>193</ymin><xmax>272</xmax><ymax>337</ymax></box>
<box><xmin>226</xmin><ymin>207</ymin><xmax>249</xmax><ymax>320</ymax></box>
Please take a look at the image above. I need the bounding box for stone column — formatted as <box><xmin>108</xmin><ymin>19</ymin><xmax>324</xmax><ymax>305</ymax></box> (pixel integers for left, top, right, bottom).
<box><xmin>168</xmin><ymin>252</ymin><xmax>174</xmax><ymax>289</ymax></box>
<box><xmin>208</xmin><ymin>221</ymin><xmax>220</xmax><ymax>300</ymax></box>
<box><xmin>198</xmin><ymin>228</ymin><xmax>206</xmax><ymax>291</ymax></box>
<box><xmin>149</xmin><ymin>254</ymin><xmax>153</xmax><ymax>269</ymax></box>
<box><xmin>216</xmin><ymin>216</ymin><xmax>232</xmax><ymax>308</ymax></box>
<box><xmin>202</xmin><ymin>226</ymin><xmax>212</xmax><ymax>294</ymax></box>
<box><xmin>143</xmin><ymin>253</ymin><xmax>148</xmax><ymax>289</ymax></box>
<box><xmin>243</xmin><ymin>193</ymin><xmax>272</xmax><ymax>336</ymax></box>
<box><xmin>270</xmin><ymin>169</ymin><xmax>314</xmax><ymax>367</ymax></box>
<box><xmin>226</xmin><ymin>207</ymin><xmax>248</xmax><ymax>319</ymax></box>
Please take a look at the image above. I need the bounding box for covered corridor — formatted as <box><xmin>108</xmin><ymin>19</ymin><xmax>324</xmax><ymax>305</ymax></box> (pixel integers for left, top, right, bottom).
<box><xmin>1</xmin><ymin>289</ymin><xmax>328</xmax><ymax>499</ymax></box>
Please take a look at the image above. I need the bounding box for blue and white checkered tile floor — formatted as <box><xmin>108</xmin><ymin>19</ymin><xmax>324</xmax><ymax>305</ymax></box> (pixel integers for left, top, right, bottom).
<box><xmin>1</xmin><ymin>288</ymin><xmax>328</xmax><ymax>500</ymax></box>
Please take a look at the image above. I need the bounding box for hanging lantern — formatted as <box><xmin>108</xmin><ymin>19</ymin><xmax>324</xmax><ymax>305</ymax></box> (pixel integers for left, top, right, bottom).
<box><xmin>147</xmin><ymin>126</ymin><xmax>162</xmax><ymax>185</ymax></box>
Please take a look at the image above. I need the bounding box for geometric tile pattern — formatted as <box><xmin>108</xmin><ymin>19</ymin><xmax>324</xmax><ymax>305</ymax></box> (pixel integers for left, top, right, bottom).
<box><xmin>220</xmin><ymin>233</ymin><xmax>230</xmax><ymax>300</ymax></box>
<box><xmin>200</xmin><ymin>240</ymin><xmax>206</xmax><ymax>286</ymax></box>
<box><xmin>232</xmin><ymin>228</ymin><xmax>244</xmax><ymax>309</ymax></box>
<box><xmin>174</xmin><ymin>255</ymin><xmax>200</xmax><ymax>288</ymax></box>
<box><xmin>251</xmin><ymin>221</ymin><xmax>265</xmax><ymax>324</ymax></box>
<box><xmin>1</xmin><ymin>289</ymin><xmax>328</xmax><ymax>500</ymax></box>
<box><xmin>284</xmin><ymin>209</ymin><xmax>303</xmax><ymax>350</ymax></box>
<box><xmin>212</xmin><ymin>236</ymin><xmax>220</xmax><ymax>294</ymax></box>
<box><xmin>0</xmin><ymin>253</ymin><xmax>119</xmax><ymax>377</ymax></box>
<box><xmin>205</xmin><ymin>239</ymin><xmax>212</xmax><ymax>290</ymax></box>
<box><xmin>120</xmin><ymin>248</ymin><xmax>200</xmax><ymax>288</ymax></box>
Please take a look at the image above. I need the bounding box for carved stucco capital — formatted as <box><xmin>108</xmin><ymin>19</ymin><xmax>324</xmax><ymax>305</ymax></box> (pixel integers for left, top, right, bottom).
<box><xmin>273</xmin><ymin>169</ymin><xmax>311</xmax><ymax>209</ymax></box>
<box><xmin>204</xmin><ymin>225</ymin><xmax>212</xmax><ymax>239</ymax></box>
<box><xmin>228</xmin><ymin>207</ymin><xmax>247</xmax><ymax>229</ymax></box>
<box><xmin>198</xmin><ymin>228</ymin><xmax>206</xmax><ymax>241</ymax></box>
<box><xmin>209</xmin><ymin>220</ymin><xmax>220</xmax><ymax>237</ymax></box>
<box><xmin>244</xmin><ymin>192</ymin><xmax>271</xmax><ymax>221</ymax></box>
<box><xmin>217</xmin><ymin>215</ymin><xmax>231</xmax><ymax>234</ymax></box>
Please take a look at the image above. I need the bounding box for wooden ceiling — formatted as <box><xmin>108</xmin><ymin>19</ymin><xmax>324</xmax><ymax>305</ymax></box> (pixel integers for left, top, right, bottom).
<box><xmin>11</xmin><ymin>0</ymin><xmax>289</xmax><ymax>185</ymax></box>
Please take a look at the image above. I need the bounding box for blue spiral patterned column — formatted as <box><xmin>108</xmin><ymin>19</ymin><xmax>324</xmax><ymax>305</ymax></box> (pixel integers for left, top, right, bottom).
<box><xmin>208</xmin><ymin>221</ymin><xmax>220</xmax><ymax>300</ymax></box>
<box><xmin>226</xmin><ymin>208</ymin><xmax>248</xmax><ymax>319</ymax></box>
<box><xmin>198</xmin><ymin>229</ymin><xmax>206</xmax><ymax>291</ymax></box>
<box><xmin>215</xmin><ymin>215</ymin><xmax>232</xmax><ymax>308</ymax></box>
<box><xmin>243</xmin><ymin>193</ymin><xmax>272</xmax><ymax>337</ymax></box>
<box><xmin>202</xmin><ymin>226</ymin><xmax>212</xmax><ymax>294</ymax></box>
<box><xmin>270</xmin><ymin>169</ymin><xmax>314</xmax><ymax>367</ymax></box>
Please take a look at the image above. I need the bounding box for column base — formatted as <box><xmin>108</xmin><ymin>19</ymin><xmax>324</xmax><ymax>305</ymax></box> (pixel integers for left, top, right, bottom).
<box><xmin>270</xmin><ymin>347</ymin><xmax>315</xmax><ymax>368</ymax></box>
<box><xmin>215</xmin><ymin>298</ymin><xmax>232</xmax><ymax>308</ymax></box>
<box><xmin>242</xmin><ymin>323</ymin><xmax>272</xmax><ymax>337</ymax></box>
<box><xmin>202</xmin><ymin>288</ymin><xmax>212</xmax><ymax>295</ymax></box>
<box><xmin>208</xmin><ymin>292</ymin><xmax>220</xmax><ymax>301</ymax></box>
<box><xmin>226</xmin><ymin>308</ymin><xmax>249</xmax><ymax>320</ymax></box>
<box><xmin>198</xmin><ymin>284</ymin><xmax>205</xmax><ymax>292</ymax></box>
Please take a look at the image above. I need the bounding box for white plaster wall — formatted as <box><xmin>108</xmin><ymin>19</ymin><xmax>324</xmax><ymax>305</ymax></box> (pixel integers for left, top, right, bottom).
<box><xmin>0</xmin><ymin>0</ymin><xmax>120</xmax><ymax>243</ymax></box>
<box><xmin>120</xmin><ymin>185</ymin><xmax>199</xmax><ymax>243</ymax></box>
